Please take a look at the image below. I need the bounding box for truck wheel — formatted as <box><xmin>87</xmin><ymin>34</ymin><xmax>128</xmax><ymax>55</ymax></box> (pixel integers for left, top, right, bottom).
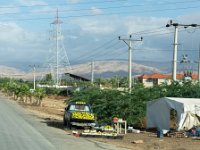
<box><xmin>63</xmin><ymin>116</ymin><xmax>67</xmax><ymax>126</ymax></box>
<box><xmin>66</xmin><ymin>121</ymin><xmax>71</xmax><ymax>129</ymax></box>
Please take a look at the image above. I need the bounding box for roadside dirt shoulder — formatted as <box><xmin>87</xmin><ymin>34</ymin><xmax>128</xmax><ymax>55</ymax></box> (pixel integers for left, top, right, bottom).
<box><xmin>16</xmin><ymin>96</ymin><xmax>200</xmax><ymax>150</ymax></box>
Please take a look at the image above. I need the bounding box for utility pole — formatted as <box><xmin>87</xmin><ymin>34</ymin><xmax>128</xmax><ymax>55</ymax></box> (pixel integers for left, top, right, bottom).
<box><xmin>119</xmin><ymin>35</ymin><xmax>143</xmax><ymax>92</ymax></box>
<box><xmin>198</xmin><ymin>43</ymin><xmax>200</xmax><ymax>82</ymax></box>
<box><xmin>33</xmin><ymin>65</ymin><xmax>36</xmax><ymax>90</ymax></box>
<box><xmin>173</xmin><ymin>25</ymin><xmax>178</xmax><ymax>81</ymax></box>
<box><xmin>166</xmin><ymin>20</ymin><xmax>200</xmax><ymax>81</ymax></box>
<box><xmin>55</xmin><ymin>9</ymin><xmax>59</xmax><ymax>86</ymax></box>
<box><xmin>29</xmin><ymin>64</ymin><xmax>37</xmax><ymax>90</ymax></box>
<box><xmin>91</xmin><ymin>60</ymin><xmax>94</xmax><ymax>84</ymax></box>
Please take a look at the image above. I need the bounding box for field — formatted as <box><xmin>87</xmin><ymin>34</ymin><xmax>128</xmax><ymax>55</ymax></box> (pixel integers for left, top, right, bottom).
<box><xmin>18</xmin><ymin>96</ymin><xmax>200</xmax><ymax>150</ymax></box>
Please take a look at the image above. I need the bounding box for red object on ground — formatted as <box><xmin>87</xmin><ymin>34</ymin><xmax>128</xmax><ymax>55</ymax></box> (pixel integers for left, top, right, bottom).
<box><xmin>113</xmin><ymin>117</ymin><xmax>118</xmax><ymax>123</ymax></box>
<box><xmin>73</xmin><ymin>133</ymin><xmax>80</xmax><ymax>137</ymax></box>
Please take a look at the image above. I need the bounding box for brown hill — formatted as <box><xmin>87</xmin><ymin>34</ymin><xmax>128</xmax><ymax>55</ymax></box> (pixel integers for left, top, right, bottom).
<box><xmin>0</xmin><ymin>61</ymin><xmax>162</xmax><ymax>80</ymax></box>
<box><xmin>0</xmin><ymin>65</ymin><xmax>25</xmax><ymax>78</ymax></box>
<box><xmin>70</xmin><ymin>60</ymin><xmax>162</xmax><ymax>78</ymax></box>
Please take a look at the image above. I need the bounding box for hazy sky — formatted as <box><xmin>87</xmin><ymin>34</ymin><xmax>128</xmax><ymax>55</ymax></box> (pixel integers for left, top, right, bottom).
<box><xmin>0</xmin><ymin>0</ymin><xmax>200</xmax><ymax>70</ymax></box>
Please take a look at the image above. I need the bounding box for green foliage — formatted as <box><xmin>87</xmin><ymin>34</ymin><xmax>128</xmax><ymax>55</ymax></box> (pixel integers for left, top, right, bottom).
<box><xmin>39</xmin><ymin>73</ymin><xmax>54</xmax><ymax>85</ymax></box>
<box><xmin>0</xmin><ymin>78</ymin><xmax>47</xmax><ymax>106</ymax></box>
<box><xmin>34</xmin><ymin>88</ymin><xmax>46</xmax><ymax>99</ymax></box>
<box><xmin>16</xmin><ymin>83</ymin><xmax>30</xmax><ymax>100</ymax></box>
<box><xmin>46</xmin><ymin>73</ymin><xmax>53</xmax><ymax>82</ymax></box>
<box><xmin>94</xmin><ymin>77</ymin><xmax>129</xmax><ymax>88</ymax></box>
<box><xmin>69</xmin><ymin>80</ymin><xmax>200</xmax><ymax>126</ymax></box>
<box><xmin>34</xmin><ymin>88</ymin><xmax>46</xmax><ymax>106</ymax></box>
<box><xmin>45</xmin><ymin>87</ymin><xmax>60</xmax><ymax>95</ymax></box>
<box><xmin>69</xmin><ymin>87</ymin><xmax>149</xmax><ymax>125</ymax></box>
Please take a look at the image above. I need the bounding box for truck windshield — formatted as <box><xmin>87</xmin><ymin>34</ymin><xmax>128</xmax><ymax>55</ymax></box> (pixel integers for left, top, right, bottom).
<box><xmin>69</xmin><ymin>104</ymin><xmax>90</xmax><ymax>112</ymax></box>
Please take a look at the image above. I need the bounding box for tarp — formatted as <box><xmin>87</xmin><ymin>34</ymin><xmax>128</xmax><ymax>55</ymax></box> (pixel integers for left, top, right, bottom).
<box><xmin>146</xmin><ymin>97</ymin><xmax>200</xmax><ymax>131</ymax></box>
<box><xmin>181</xmin><ymin>112</ymin><xmax>200</xmax><ymax>130</ymax></box>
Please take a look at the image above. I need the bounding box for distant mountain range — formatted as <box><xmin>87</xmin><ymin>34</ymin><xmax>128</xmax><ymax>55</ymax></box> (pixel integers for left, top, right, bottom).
<box><xmin>0</xmin><ymin>65</ymin><xmax>25</xmax><ymax>78</ymax></box>
<box><xmin>70</xmin><ymin>60</ymin><xmax>162</xmax><ymax>78</ymax></box>
<box><xmin>0</xmin><ymin>60</ymin><xmax>190</xmax><ymax>79</ymax></box>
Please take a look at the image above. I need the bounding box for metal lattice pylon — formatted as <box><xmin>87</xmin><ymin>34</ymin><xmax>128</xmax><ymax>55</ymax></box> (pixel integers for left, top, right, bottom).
<box><xmin>43</xmin><ymin>9</ymin><xmax>71</xmax><ymax>86</ymax></box>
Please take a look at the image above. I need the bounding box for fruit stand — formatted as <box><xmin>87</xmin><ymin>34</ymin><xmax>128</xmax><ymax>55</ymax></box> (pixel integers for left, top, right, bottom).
<box><xmin>113</xmin><ymin>117</ymin><xmax>127</xmax><ymax>134</ymax></box>
<box><xmin>80</xmin><ymin>129</ymin><xmax>123</xmax><ymax>139</ymax></box>
<box><xmin>116</xmin><ymin>119</ymin><xmax>127</xmax><ymax>134</ymax></box>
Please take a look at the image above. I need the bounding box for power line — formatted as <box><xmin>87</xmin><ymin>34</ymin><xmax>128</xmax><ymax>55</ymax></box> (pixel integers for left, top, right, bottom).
<box><xmin>138</xmin><ymin>26</ymin><xmax>199</xmax><ymax>37</ymax></box>
<box><xmin>82</xmin><ymin>41</ymin><xmax>121</xmax><ymax>59</ymax></box>
<box><xmin>1</xmin><ymin>0</ymin><xmax>200</xmax><ymax>16</ymax></box>
<box><xmin>1</xmin><ymin>5</ymin><xmax>200</xmax><ymax>22</ymax></box>
<box><xmin>74</xmin><ymin>45</ymin><xmax>127</xmax><ymax>64</ymax></box>
<box><xmin>95</xmin><ymin>51</ymin><xmax>128</xmax><ymax>61</ymax></box>
<box><xmin>132</xmin><ymin>26</ymin><xmax>166</xmax><ymax>35</ymax></box>
<box><xmin>133</xmin><ymin>48</ymin><xmax>200</xmax><ymax>51</ymax></box>
<box><xmin>75</xmin><ymin>26</ymin><xmax>167</xmax><ymax>60</ymax></box>
<box><xmin>32</xmin><ymin>18</ymin><xmax>197</xmax><ymax>68</ymax></box>
<box><xmin>72</xmin><ymin>27</ymin><xmax>200</xmax><ymax>63</ymax></box>
<box><xmin>73</xmin><ymin>38</ymin><xmax>118</xmax><ymax>61</ymax></box>
<box><xmin>58</xmin><ymin>0</ymin><xmax>200</xmax><ymax>12</ymax></box>
<box><xmin>1</xmin><ymin>0</ymin><xmax>199</xmax><ymax>10</ymax></box>
<box><xmin>0</xmin><ymin>0</ymin><xmax>128</xmax><ymax>9</ymax></box>
<box><xmin>72</xmin><ymin>39</ymin><xmax>127</xmax><ymax>64</ymax></box>
<box><xmin>98</xmin><ymin>46</ymin><xmax>126</xmax><ymax>58</ymax></box>
<box><xmin>85</xmin><ymin>44</ymin><xmax>125</xmax><ymax>60</ymax></box>
<box><xmin>142</xmin><ymin>28</ymin><xmax>191</xmax><ymax>38</ymax></box>
<box><xmin>99</xmin><ymin>49</ymin><xmax>128</xmax><ymax>61</ymax></box>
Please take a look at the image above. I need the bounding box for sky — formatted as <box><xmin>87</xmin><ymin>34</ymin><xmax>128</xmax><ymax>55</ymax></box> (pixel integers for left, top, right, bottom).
<box><xmin>0</xmin><ymin>0</ymin><xmax>200</xmax><ymax>71</ymax></box>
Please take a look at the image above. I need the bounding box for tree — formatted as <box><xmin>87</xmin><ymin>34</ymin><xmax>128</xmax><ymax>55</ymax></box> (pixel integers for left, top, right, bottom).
<box><xmin>19</xmin><ymin>83</ymin><xmax>30</xmax><ymax>103</ymax></box>
<box><xmin>41</xmin><ymin>73</ymin><xmax>54</xmax><ymax>85</ymax></box>
<box><xmin>6</xmin><ymin>81</ymin><xmax>18</xmax><ymax>98</ymax></box>
<box><xmin>119</xmin><ymin>77</ymin><xmax>128</xmax><ymax>87</ymax></box>
<box><xmin>69</xmin><ymin>88</ymin><xmax>147</xmax><ymax>125</ymax></box>
<box><xmin>34</xmin><ymin>88</ymin><xmax>46</xmax><ymax>106</ymax></box>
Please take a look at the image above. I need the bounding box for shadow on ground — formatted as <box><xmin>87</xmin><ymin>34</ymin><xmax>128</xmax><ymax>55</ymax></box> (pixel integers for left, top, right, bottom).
<box><xmin>41</xmin><ymin>118</ymin><xmax>65</xmax><ymax>130</ymax></box>
<box><xmin>41</xmin><ymin>118</ymin><xmax>88</xmax><ymax>132</ymax></box>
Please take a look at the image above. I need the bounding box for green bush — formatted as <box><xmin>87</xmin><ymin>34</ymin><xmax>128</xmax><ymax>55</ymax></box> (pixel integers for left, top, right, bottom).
<box><xmin>69</xmin><ymin>81</ymin><xmax>200</xmax><ymax>126</ymax></box>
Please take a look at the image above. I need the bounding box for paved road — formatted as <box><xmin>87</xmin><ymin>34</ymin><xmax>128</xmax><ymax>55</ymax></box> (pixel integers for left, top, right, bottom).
<box><xmin>0</xmin><ymin>94</ymin><xmax>126</xmax><ymax>150</ymax></box>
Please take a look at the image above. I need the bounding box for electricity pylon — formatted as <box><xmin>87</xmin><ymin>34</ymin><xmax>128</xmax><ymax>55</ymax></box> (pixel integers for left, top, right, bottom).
<box><xmin>45</xmin><ymin>9</ymin><xmax>71</xmax><ymax>86</ymax></box>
